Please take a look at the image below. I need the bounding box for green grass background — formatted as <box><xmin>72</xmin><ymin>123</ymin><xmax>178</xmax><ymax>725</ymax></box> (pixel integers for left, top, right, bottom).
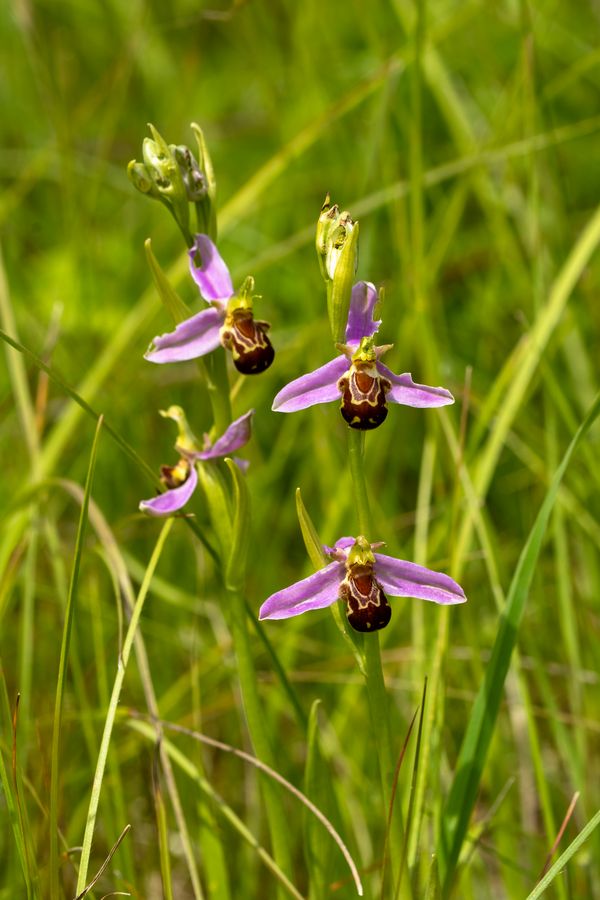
<box><xmin>2</xmin><ymin>0</ymin><xmax>600</xmax><ymax>897</ymax></box>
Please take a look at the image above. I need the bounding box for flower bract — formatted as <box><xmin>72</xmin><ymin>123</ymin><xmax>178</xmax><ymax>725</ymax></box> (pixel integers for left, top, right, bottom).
<box><xmin>259</xmin><ymin>535</ymin><xmax>466</xmax><ymax>633</ymax></box>
<box><xmin>272</xmin><ymin>281</ymin><xmax>453</xmax><ymax>429</ymax></box>
<box><xmin>139</xmin><ymin>408</ymin><xmax>254</xmax><ymax>517</ymax></box>
<box><xmin>145</xmin><ymin>235</ymin><xmax>274</xmax><ymax>374</ymax></box>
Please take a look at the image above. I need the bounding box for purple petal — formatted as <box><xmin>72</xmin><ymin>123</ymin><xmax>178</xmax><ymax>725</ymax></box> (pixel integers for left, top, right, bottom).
<box><xmin>377</xmin><ymin>364</ymin><xmax>454</xmax><ymax>408</ymax></box>
<box><xmin>259</xmin><ymin>561</ymin><xmax>344</xmax><ymax>620</ymax></box>
<box><xmin>334</xmin><ymin>536</ymin><xmax>355</xmax><ymax>551</ymax></box>
<box><xmin>145</xmin><ymin>307</ymin><xmax>223</xmax><ymax>363</ymax></box>
<box><xmin>191</xmin><ymin>410</ymin><xmax>254</xmax><ymax>460</ymax></box>
<box><xmin>323</xmin><ymin>535</ymin><xmax>355</xmax><ymax>559</ymax></box>
<box><xmin>139</xmin><ymin>466</ymin><xmax>198</xmax><ymax>517</ymax></box>
<box><xmin>345</xmin><ymin>282</ymin><xmax>380</xmax><ymax>343</ymax></box>
<box><xmin>374</xmin><ymin>553</ymin><xmax>466</xmax><ymax>605</ymax></box>
<box><xmin>272</xmin><ymin>356</ymin><xmax>348</xmax><ymax>413</ymax></box>
<box><xmin>188</xmin><ymin>234</ymin><xmax>234</xmax><ymax>301</ymax></box>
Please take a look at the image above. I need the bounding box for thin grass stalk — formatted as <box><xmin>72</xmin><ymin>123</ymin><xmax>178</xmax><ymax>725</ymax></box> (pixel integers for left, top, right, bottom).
<box><xmin>407</xmin><ymin>424</ymin><xmax>437</xmax><ymax>875</ymax></box>
<box><xmin>58</xmin><ymin>464</ymin><xmax>288</xmax><ymax>900</ymax></box>
<box><xmin>0</xmin><ymin>674</ymin><xmax>34</xmax><ymax>898</ymax></box>
<box><xmin>75</xmin><ymin>517</ymin><xmax>174</xmax><ymax>895</ymax></box>
<box><xmin>1</xmin><ymin>240</ymin><xmax>43</xmax><ymax>775</ymax></box>
<box><xmin>520</xmin><ymin>23</ymin><xmax>569</xmax><ymax>891</ymax></box>
<box><xmin>49</xmin><ymin>417</ymin><xmax>102</xmax><ymax>899</ymax></box>
<box><xmin>548</xmin><ymin>412</ymin><xmax>586</xmax><ymax>766</ymax></box>
<box><xmin>454</xmin><ymin>202</ymin><xmax>600</xmax><ymax>569</ymax></box>
<box><xmin>226</xmin><ymin>586</ymin><xmax>295</xmax><ymax>887</ymax></box>
<box><xmin>128</xmin><ymin>721</ymin><xmax>306</xmax><ymax>900</ymax></box>
<box><xmin>439</xmin><ymin>407</ymin><xmax>571</xmax><ymax>892</ymax></box>
<box><xmin>71</xmin><ymin>484</ymin><xmax>208</xmax><ymax>900</ymax></box>
<box><xmin>439</xmin><ymin>392</ymin><xmax>600</xmax><ymax>893</ymax></box>
<box><xmin>412</xmin><ymin>436</ymin><xmax>436</xmax><ymax>684</ymax></box>
<box><xmin>395</xmin><ymin>679</ymin><xmax>427</xmax><ymax>900</ymax></box>
<box><xmin>17</xmin><ymin>523</ymin><xmax>38</xmax><ymax>760</ymax></box>
<box><xmin>0</xmin><ymin>243</ymin><xmax>40</xmax><ymax>465</ymax></box>
<box><xmin>153</xmin><ymin>750</ymin><xmax>175</xmax><ymax>900</ymax></box>
<box><xmin>130</xmin><ymin>624</ymin><xmax>207</xmax><ymax>900</ymax></box>
<box><xmin>525</xmin><ymin>807</ymin><xmax>600</xmax><ymax>900</ymax></box>
<box><xmin>10</xmin><ymin>693</ymin><xmax>40</xmax><ymax>897</ymax></box>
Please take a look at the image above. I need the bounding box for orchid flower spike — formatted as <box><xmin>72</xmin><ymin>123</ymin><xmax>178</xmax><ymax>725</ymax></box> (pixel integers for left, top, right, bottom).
<box><xmin>145</xmin><ymin>235</ymin><xmax>274</xmax><ymax>375</ymax></box>
<box><xmin>272</xmin><ymin>281</ymin><xmax>454</xmax><ymax>430</ymax></box>
<box><xmin>139</xmin><ymin>407</ymin><xmax>254</xmax><ymax>517</ymax></box>
<box><xmin>259</xmin><ymin>535</ymin><xmax>466</xmax><ymax>633</ymax></box>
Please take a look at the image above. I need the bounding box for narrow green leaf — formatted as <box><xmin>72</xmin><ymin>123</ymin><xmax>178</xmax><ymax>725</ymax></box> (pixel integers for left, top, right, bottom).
<box><xmin>144</xmin><ymin>238</ymin><xmax>192</xmax><ymax>325</ymax></box>
<box><xmin>128</xmin><ymin>720</ymin><xmax>304</xmax><ymax>900</ymax></box>
<box><xmin>303</xmin><ymin>701</ymin><xmax>338</xmax><ymax>900</ymax></box>
<box><xmin>224</xmin><ymin>457</ymin><xmax>251</xmax><ymax>592</ymax></box>
<box><xmin>247</xmin><ymin>603</ymin><xmax>307</xmax><ymax>730</ymax></box>
<box><xmin>396</xmin><ymin>678</ymin><xmax>428</xmax><ymax>900</ymax></box>
<box><xmin>129</xmin><ymin>715</ymin><xmax>364</xmax><ymax>897</ymax></box>
<box><xmin>49</xmin><ymin>416</ymin><xmax>103</xmax><ymax>900</ymax></box>
<box><xmin>439</xmin><ymin>391</ymin><xmax>600</xmax><ymax>893</ymax></box>
<box><xmin>525</xmin><ymin>808</ymin><xmax>600</xmax><ymax>900</ymax></box>
<box><xmin>153</xmin><ymin>753</ymin><xmax>174</xmax><ymax>900</ymax></box>
<box><xmin>0</xmin><ymin>675</ymin><xmax>33</xmax><ymax>897</ymax></box>
<box><xmin>295</xmin><ymin>487</ymin><xmax>327</xmax><ymax>568</ymax></box>
<box><xmin>0</xmin><ymin>242</ymin><xmax>39</xmax><ymax>466</ymax></box>
<box><xmin>75</xmin><ymin>518</ymin><xmax>174</xmax><ymax>895</ymax></box>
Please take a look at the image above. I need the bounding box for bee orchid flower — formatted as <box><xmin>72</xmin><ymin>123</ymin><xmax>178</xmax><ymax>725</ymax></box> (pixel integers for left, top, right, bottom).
<box><xmin>259</xmin><ymin>535</ymin><xmax>466</xmax><ymax>633</ymax></box>
<box><xmin>140</xmin><ymin>407</ymin><xmax>253</xmax><ymax>517</ymax></box>
<box><xmin>272</xmin><ymin>281</ymin><xmax>453</xmax><ymax>429</ymax></box>
<box><xmin>145</xmin><ymin>234</ymin><xmax>274</xmax><ymax>374</ymax></box>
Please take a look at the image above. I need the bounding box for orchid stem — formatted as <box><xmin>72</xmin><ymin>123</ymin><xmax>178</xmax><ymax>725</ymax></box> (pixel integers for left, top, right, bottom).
<box><xmin>347</xmin><ymin>429</ymin><xmax>399</xmax><ymax>834</ymax></box>
<box><xmin>207</xmin><ymin>349</ymin><xmax>232</xmax><ymax>439</ymax></box>
<box><xmin>347</xmin><ymin>429</ymin><xmax>372</xmax><ymax>535</ymax></box>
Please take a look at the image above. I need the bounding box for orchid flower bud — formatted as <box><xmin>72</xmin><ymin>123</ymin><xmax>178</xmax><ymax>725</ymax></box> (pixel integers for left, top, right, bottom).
<box><xmin>127</xmin><ymin>160</ymin><xmax>162</xmax><ymax>200</ymax></box>
<box><xmin>128</xmin><ymin>124</ymin><xmax>192</xmax><ymax>245</ymax></box>
<box><xmin>315</xmin><ymin>197</ymin><xmax>359</xmax><ymax>342</ymax></box>
<box><xmin>191</xmin><ymin>122</ymin><xmax>217</xmax><ymax>239</ymax></box>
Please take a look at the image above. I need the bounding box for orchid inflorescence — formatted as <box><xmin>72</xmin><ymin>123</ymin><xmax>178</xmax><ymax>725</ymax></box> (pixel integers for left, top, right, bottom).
<box><xmin>132</xmin><ymin>125</ymin><xmax>466</xmax><ymax>635</ymax></box>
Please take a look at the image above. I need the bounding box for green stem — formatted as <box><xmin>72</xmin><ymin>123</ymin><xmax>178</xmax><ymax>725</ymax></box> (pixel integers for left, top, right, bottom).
<box><xmin>206</xmin><ymin>349</ymin><xmax>233</xmax><ymax>439</ymax></box>
<box><xmin>347</xmin><ymin>430</ymin><xmax>372</xmax><ymax>535</ymax></box>
<box><xmin>226</xmin><ymin>587</ymin><xmax>294</xmax><ymax>891</ymax></box>
<box><xmin>75</xmin><ymin>518</ymin><xmax>174</xmax><ymax>895</ymax></box>
<box><xmin>346</xmin><ymin>430</ymin><xmax>396</xmax><ymax>818</ymax></box>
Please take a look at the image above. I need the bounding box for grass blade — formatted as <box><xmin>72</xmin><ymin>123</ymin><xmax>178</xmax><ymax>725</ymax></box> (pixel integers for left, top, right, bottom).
<box><xmin>75</xmin><ymin>518</ymin><xmax>174</xmax><ymax>895</ymax></box>
<box><xmin>49</xmin><ymin>415</ymin><xmax>103</xmax><ymax>898</ymax></box>
<box><xmin>439</xmin><ymin>390</ymin><xmax>600</xmax><ymax>893</ymax></box>
<box><xmin>131</xmin><ymin>713</ymin><xmax>364</xmax><ymax>897</ymax></box>
<box><xmin>525</xmin><ymin>807</ymin><xmax>600</xmax><ymax>900</ymax></box>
